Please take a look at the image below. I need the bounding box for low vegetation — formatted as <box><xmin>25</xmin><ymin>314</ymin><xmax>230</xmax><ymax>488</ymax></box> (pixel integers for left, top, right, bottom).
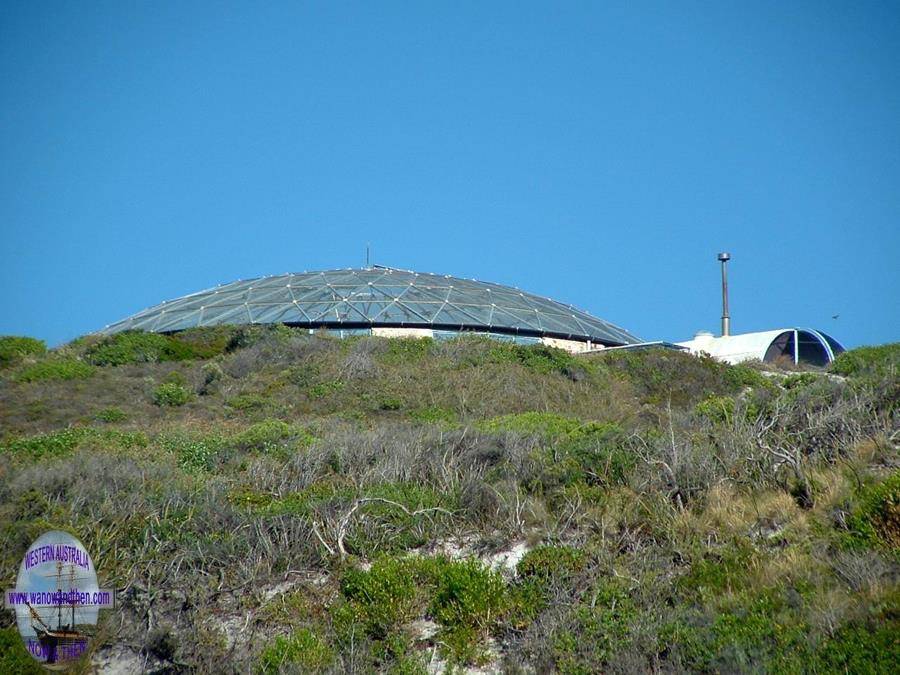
<box><xmin>15</xmin><ymin>357</ymin><xmax>95</xmax><ymax>382</ymax></box>
<box><xmin>0</xmin><ymin>327</ymin><xmax>896</xmax><ymax>673</ymax></box>
<box><xmin>830</xmin><ymin>342</ymin><xmax>900</xmax><ymax>378</ymax></box>
<box><xmin>0</xmin><ymin>335</ymin><xmax>45</xmax><ymax>367</ymax></box>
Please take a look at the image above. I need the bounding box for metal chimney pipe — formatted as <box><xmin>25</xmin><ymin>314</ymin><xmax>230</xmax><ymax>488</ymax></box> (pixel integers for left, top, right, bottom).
<box><xmin>718</xmin><ymin>252</ymin><xmax>731</xmax><ymax>336</ymax></box>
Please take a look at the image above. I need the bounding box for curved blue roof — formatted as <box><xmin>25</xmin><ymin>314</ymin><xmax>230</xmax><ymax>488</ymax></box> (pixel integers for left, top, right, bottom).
<box><xmin>101</xmin><ymin>267</ymin><xmax>641</xmax><ymax>346</ymax></box>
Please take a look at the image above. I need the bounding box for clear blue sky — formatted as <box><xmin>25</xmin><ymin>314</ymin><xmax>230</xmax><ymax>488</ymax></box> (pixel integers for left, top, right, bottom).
<box><xmin>2</xmin><ymin>2</ymin><xmax>898</xmax><ymax>348</ymax></box>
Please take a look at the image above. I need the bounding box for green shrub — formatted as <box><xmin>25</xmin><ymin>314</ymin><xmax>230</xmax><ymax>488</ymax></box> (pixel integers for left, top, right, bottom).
<box><xmin>86</xmin><ymin>330</ymin><xmax>221</xmax><ymax>366</ymax></box>
<box><xmin>232</xmin><ymin>419</ymin><xmax>291</xmax><ymax>450</ymax></box>
<box><xmin>662</xmin><ymin>591</ymin><xmax>900</xmax><ymax>673</ymax></box>
<box><xmin>517</xmin><ymin>545</ymin><xmax>585</xmax><ymax>581</ymax></box>
<box><xmin>231</xmin><ymin>419</ymin><xmax>314</xmax><ymax>454</ymax></box>
<box><xmin>280</xmin><ymin>364</ymin><xmax>319</xmax><ymax>388</ymax></box>
<box><xmin>308</xmin><ymin>380</ymin><xmax>344</xmax><ymax>399</ymax></box>
<box><xmin>382</xmin><ymin>640</ymin><xmax>428</xmax><ymax>674</ymax></box>
<box><xmin>429</xmin><ymin>558</ymin><xmax>507</xmax><ymax>632</ymax></box>
<box><xmin>440</xmin><ymin>623</ymin><xmax>485</xmax><ymax>665</ymax></box>
<box><xmin>658</xmin><ymin>618</ymin><xmax>715</xmax><ymax>672</ymax></box>
<box><xmin>172</xmin><ymin>326</ymin><xmax>236</xmax><ymax>358</ymax></box>
<box><xmin>480</xmin><ymin>414</ymin><xmax>629</xmax><ymax>486</ymax></box>
<box><xmin>153</xmin><ymin>382</ymin><xmax>193</xmax><ymax>407</ymax></box>
<box><xmin>243</xmin><ymin>483</ymin><xmax>337</xmax><ymax>516</ymax></box>
<box><xmin>0</xmin><ymin>335</ymin><xmax>46</xmax><ymax>367</ymax></box>
<box><xmin>809</xmin><ymin>615</ymin><xmax>900</xmax><ymax>673</ymax></box>
<box><xmin>379</xmin><ymin>396</ymin><xmax>403</xmax><ymax>411</ymax></box>
<box><xmin>781</xmin><ymin>372</ymin><xmax>819</xmax><ymax>390</ymax></box>
<box><xmin>512</xmin><ymin>546</ymin><xmax>585</xmax><ymax>623</ymax></box>
<box><xmin>1</xmin><ymin>427</ymin><xmax>148</xmax><ymax>459</ymax></box>
<box><xmin>380</xmin><ymin>337</ymin><xmax>434</xmax><ymax>364</ymax></box>
<box><xmin>228</xmin><ymin>488</ymin><xmax>281</xmax><ymax>511</ymax></box>
<box><xmin>222</xmin><ymin>324</ymin><xmax>300</xmax><ymax>353</ymax></box>
<box><xmin>335</xmin><ymin>555</ymin><xmax>506</xmax><ymax>665</ymax></box>
<box><xmin>225</xmin><ymin>393</ymin><xmax>271</xmax><ymax>411</ymax></box>
<box><xmin>0</xmin><ymin>626</ymin><xmax>44</xmax><ymax>674</ymax></box>
<box><xmin>724</xmin><ymin>363</ymin><xmax>773</xmax><ymax>389</ymax></box>
<box><xmin>163</xmin><ymin>370</ymin><xmax>188</xmax><ymax>386</ymax></box>
<box><xmin>831</xmin><ymin>343</ymin><xmax>900</xmax><ymax>378</ymax></box>
<box><xmin>547</xmin><ymin>579</ymin><xmax>636</xmax><ymax>671</ymax></box>
<box><xmin>257</xmin><ymin>627</ymin><xmax>334</xmax><ymax>674</ymax></box>
<box><xmin>600</xmin><ymin>348</ymin><xmax>755</xmax><ymax>404</ymax></box>
<box><xmin>695</xmin><ymin>394</ymin><xmax>735</xmax><ymax>424</ymax></box>
<box><xmin>555</xmin><ymin>422</ymin><xmax>632</xmax><ymax>488</ymax></box>
<box><xmin>338</xmin><ymin>557</ymin><xmax>425</xmax><ymax>640</ymax></box>
<box><xmin>706</xmin><ymin>591</ymin><xmax>807</xmax><ymax>670</ymax></box>
<box><xmin>16</xmin><ymin>358</ymin><xmax>95</xmax><ymax>382</ymax></box>
<box><xmin>408</xmin><ymin>406</ymin><xmax>457</xmax><ymax>427</ymax></box>
<box><xmin>94</xmin><ymin>407</ymin><xmax>128</xmax><ymax>423</ymax></box>
<box><xmin>477</xmin><ymin>411</ymin><xmax>587</xmax><ymax>439</ymax></box>
<box><xmin>198</xmin><ymin>361</ymin><xmax>224</xmax><ymax>394</ymax></box>
<box><xmin>845</xmin><ymin>470</ymin><xmax>900</xmax><ymax>552</ymax></box>
<box><xmin>157</xmin><ymin>431</ymin><xmax>222</xmax><ymax>472</ymax></box>
<box><xmin>489</xmin><ymin>342</ymin><xmax>583</xmax><ymax>376</ymax></box>
<box><xmin>678</xmin><ymin>543</ymin><xmax>758</xmax><ymax>599</ymax></box>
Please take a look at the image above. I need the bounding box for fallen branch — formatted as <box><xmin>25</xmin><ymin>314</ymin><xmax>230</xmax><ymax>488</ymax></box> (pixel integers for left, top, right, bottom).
<box><xmin>312</xmin><ymin>497</ymin><xmax>453</xmax><ymax>559</ymax></box>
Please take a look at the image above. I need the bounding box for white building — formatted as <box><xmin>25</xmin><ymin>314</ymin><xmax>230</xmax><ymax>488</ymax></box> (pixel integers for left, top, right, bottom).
<box><xmin>677</xmin><ymin>328</ymin><xmax>845</xmax><ymax>367</ymax></box>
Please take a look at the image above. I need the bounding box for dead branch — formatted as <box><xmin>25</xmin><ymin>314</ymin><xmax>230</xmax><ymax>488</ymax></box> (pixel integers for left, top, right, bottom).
<box><xmin>312</xmin><ymin>497</ymin><xmax>453</xmax><ymax>559</ymax></box>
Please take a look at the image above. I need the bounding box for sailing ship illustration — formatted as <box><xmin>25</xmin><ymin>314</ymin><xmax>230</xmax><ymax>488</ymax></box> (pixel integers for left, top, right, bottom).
<box><xmin>23</xmin><ymin>561</ymin><xmax>91</xmax><ymax>666</ymax></box>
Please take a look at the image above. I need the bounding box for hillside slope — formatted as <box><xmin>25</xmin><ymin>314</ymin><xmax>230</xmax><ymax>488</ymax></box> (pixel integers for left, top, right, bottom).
<box><xmin>1</xmin><ymin>329</ymin><xmax>898</xmax><ymax>673</ymax></box>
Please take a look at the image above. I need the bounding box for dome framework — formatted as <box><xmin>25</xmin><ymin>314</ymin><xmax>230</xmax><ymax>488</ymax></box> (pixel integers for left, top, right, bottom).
<box><xmin>102</xmin><ymin>267</ymin><xmax>641</xmax><ymax>348</ymax></box>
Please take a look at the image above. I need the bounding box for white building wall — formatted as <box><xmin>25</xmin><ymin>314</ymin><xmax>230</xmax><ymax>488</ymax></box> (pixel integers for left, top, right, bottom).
<box><xmin>540</xmin><ymin>336</ymin><xmax>594</xmax><ymax>353</ymax></box>
<box><xmin>676</xmin><ymin>329</ymin><xmax>788</xmax><ymax>364</ymax></box>
<box><xmin>366</xmin><ymin>327</ymin><xmax>598</xmax><ymax>353</ymax></box>
<box><xmin>372</xmin><ymin>327</ymin><xmax>435</xmax><ymax>339</ymax></box>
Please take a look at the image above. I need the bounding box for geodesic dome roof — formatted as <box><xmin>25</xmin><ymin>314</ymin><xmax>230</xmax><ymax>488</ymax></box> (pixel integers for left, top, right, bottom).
<box><xmin>101</xmin><ymin>267</ymin><xmax>641</xmax><ymax>346</ymax></box>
